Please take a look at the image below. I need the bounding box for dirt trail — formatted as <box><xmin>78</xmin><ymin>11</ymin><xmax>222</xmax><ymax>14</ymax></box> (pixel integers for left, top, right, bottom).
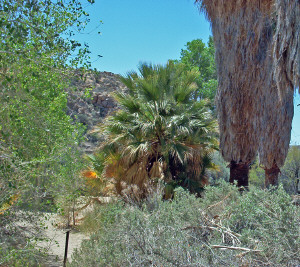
<box><xmin>37</xmin><ymin>213</ymin><xmax>90</xmax><ymax>267</ymax></box>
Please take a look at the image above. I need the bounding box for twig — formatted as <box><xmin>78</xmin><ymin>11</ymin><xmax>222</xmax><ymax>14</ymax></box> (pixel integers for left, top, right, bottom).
<box><xmin>211</xmin><ymin>245</ymin><xmax>262</xmax><ymax>252</ymax></box>
<box><xmin>182</xmin><ymin>225</ymin><xmax>241</xmax><ymax>246</ymax></box>
<box><xmin>207</xmin><ymin>193</ymin><xmax>231</xmax><ymax>210</ymax></box>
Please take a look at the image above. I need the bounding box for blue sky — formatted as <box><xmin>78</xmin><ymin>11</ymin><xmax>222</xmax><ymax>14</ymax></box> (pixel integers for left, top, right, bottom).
<box><xmin>77</xmin><ymin>0</ymin><xmax>300</xmax><ymax>144</ymax></box>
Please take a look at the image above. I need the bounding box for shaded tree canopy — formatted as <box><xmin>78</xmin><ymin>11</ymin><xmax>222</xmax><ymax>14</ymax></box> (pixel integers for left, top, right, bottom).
<box><xmin>92</xmin><ymin>62</ymin><xmax>218</xmax><ymax>198</ymax></box>
<box><xmin>0</xmin><ymin>0</ymin><xmax>93</xmax><ymax>234</ymax></box>
<box><xmin>172</xmin><ymin>37</ymin><xmax>217</xmax><ymax>102</ymax></box>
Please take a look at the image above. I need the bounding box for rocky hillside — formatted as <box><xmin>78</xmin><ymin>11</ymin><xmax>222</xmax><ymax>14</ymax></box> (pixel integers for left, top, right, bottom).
<box><xmin>66</xmin><ymin>71</ymin><xmax>127</xmax><ymax>153</ymax></box>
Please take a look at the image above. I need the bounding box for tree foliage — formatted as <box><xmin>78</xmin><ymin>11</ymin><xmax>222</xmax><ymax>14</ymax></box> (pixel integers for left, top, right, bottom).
<box><xmin>248</xmin><ymin>146</ymin><xmax>300</xmax><ymax>193</ymax></box>
<box><xmin>0</xmin><ymin>0</ymin><xmax>94</xmax><ymax>264</ymax></box>
<box><xmin>280</xmin><ymin>146</ymin><xmax>300</xmax><ymax>194</ymax></box>
<box><xmin>92</xmin><ymin>62</ymin><xmax>218</xmax><ymax>198</ymax></box>
<box><xmin>173</xmin><ymin>37</ymin><xmax>217</xmax><ymax>102</ymax></box>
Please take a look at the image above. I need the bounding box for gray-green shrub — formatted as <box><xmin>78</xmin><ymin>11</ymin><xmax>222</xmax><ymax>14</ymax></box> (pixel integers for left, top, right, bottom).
<box><xmin>70</xmin><ymin>182</ymin><xmax>300</xmax><ymax>267</ymax></box>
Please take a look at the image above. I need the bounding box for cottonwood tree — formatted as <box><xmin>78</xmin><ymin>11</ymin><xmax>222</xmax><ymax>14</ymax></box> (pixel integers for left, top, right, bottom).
<box><xmin>0</xmin><ymin>0</ymin><xmax>95</xmax><ymax>264</ymax></box>
<box><xmin>280</xmin><ymin>146</ymin><xmax>300</xmax><ymax>194</ymax></box>
<box><xmin>176</xmin><ymin>37</ymin><xmax>217</xmax><ymax>102</ymax></box>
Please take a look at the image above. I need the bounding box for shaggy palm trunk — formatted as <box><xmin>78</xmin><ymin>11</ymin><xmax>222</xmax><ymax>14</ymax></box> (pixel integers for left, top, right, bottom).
<box><xmin>258</xmin><ymin>81</ymin><xmax>294</xmax><ymax>188</ymax></box>
<box><xmin>264</xmin><ymin>162</ymin><xmax>281</xmax><ymax>188</ymax></box>
<box><xmin>196</xmin><ymin>0</ymin><xmax>273</xmax><ymax>187</ymax></box>
<box><xmin>229</xmin><ymin>161</ymin><xmax>249</xmax><ymax>188</ymax></box>
<box><xmin>259</xmin><ymin>0</ymin><xmax>298</xmax><ymax>187</ymax></box>
<box><xmin>273</xmin><ymin>0</ymin><xmax>300</xmax><ymax>95</ymax></box>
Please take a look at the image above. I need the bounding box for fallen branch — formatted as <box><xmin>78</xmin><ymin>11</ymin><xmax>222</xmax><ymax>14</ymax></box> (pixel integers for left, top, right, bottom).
<box><xmin>211</xmin><ymin>245</ymin><xmax>262</xmax><ymax>253</ymax></box>
<box><xmin>207</xmin><ymin>193</ymin><xmax>232</xmax><ymax>210</ymax></box>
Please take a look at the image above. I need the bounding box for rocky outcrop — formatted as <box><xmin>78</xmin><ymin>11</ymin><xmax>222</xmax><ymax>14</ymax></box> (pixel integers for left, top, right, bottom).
<box><xmin>66</xmin><ymin>71</ymin><xmax>127</xmax><ymax>153</ymax></box>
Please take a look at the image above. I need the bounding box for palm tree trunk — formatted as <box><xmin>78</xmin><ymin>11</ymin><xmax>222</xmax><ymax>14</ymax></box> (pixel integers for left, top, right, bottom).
<box><xmin>258</xmin><ymin>82</ymin><xmax>294</xmax><ymax>187</ymax></box>
<box><xmin>229</xmin><ymin>161</ymin><xmax>249</xmax><ymax>188</ymax></box>
<box><xmin>196</xmin><ymin>1</ymin><xmax>298</xmax><ymax>188</ymax></box>
<box><xmin>273</xmin><ymin>0</ymin><xmax>300</xmax><ymax>95</ymax></box>
<box><xmin>195</xmin><ymin>0</ymin><xmax>273</xmax><ymax>187</ymax></box>
<box><xmin>260</xmin><ymin>0</ymin><xmax>299</xmax><ymax>186</ymax></box>
<box><xmin>264</xmin><ymin>162</ymin><xmax>280</xmax><ymax>188</ymax></box>
<box><xmin>256</xmin><ymin>0</ymin><xmax>296</xmax><ymax>186</ymax></box>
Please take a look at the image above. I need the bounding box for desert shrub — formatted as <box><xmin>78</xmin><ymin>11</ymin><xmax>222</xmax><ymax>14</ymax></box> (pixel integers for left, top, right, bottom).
<box><xmin>78</xmin><ymin>201</ymin><xmax>124</xmax><ymax>234</ymax></box>
<box><xmin>70</xmin><ymin>182</ymin><xmax>300</xmax><ymax>267</ymax></box>
<box><xmin>224</xmin><ymin>186</ymin><xmax>299</xmax><ymax>266</ymax></box>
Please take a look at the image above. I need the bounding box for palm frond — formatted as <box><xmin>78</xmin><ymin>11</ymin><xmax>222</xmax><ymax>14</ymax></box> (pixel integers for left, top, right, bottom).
<box><xmin>138</xmin><ymin>62</ymin><xmax>155</xmax><ymax>79</ymax></box>
<box><xmin>113</xmin><ymin>92</ymin><xmax>141</xmax><ymax>113</ymax></box>
<box><xmin>138</xmin><ymin>79</ymin><xmax>160</xmax><ymax>102</ymax></box>
<box><xmin>96</xmin><ymin>61</ymin><xmax>218</xmax><ymax>198</ymax></box>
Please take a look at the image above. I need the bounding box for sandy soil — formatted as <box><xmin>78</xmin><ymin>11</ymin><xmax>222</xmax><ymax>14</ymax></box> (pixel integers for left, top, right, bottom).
<box><xmin>13</xmin><ymin>197</ymin><xmax>112</xmax><ymax>266</ymax></box>
<box><xmin>35</xmin><ymin>213</ymin><xmax>90</xmax><ymax>267</ymax></box>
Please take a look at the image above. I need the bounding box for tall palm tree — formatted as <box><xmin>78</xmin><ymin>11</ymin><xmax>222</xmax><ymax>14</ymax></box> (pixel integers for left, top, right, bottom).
<box><xmin>195</xmin><ymin>0</ymin><xmax>274</xmax><ymax>187</ymax></box>
<box><xmin>258</xmin><ymin>82</ymin><xmax>294</xmax><ymax>187</ymax></box>
<box><xmin>273</xmin><ymin>0</ymin><xmax>299</xmax><ymax>95</ymax></box>
<box><xmin>97</xmin><ymin>62</ymin><xmax>218</xmax><ymax>198</ymax></box>
<box><xmin>195</xmin><ymin>0</ymin><xmax>298</xmax><ymax>188</ymax></box>
<box><xmin>259</xmin><ymin>0</ymin><xmax>299</xmax><ymax>187</ymax></box>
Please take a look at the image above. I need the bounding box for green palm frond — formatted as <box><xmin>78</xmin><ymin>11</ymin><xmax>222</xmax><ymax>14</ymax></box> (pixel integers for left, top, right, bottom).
<box><xmin>94</xmin><ymin>61</ymin><xmax>219</xmax><ymax>197</ymax></box>
<box><xmin>169</xmin><ymin>142</ymin><xmax>190</xmax><ymax>164</ymax></box>
<box><xmin>119</xmin><ymin>72</ymin><xmax>138</xmax><ymax>94</ymax></box>
<box><xmin>138</xmin><ymin>79</ymin><xmax>160</xmax><ymax>102</ymax></box>
<box><xmin>138</xmin><ymin>63</ymin><xmax>155</xmax><ymax>80</ymax></box>
<box><xmin>113</xmin><ymin>92</ymin><xmax>141</xmax><ymax>113</ymax></box>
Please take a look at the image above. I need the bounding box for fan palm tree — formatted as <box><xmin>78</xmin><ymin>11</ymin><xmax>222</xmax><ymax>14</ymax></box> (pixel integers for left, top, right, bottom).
<box><xmin>273</xmin><ymin>0</ymin><xmax>299</xmax><ymax>96</ymax></box>
<box><xmin>258</xmin><ymin>0</ymin><xmax>299</xmax><ymax>187</ymax></box>
<box><xmin>195</xmin><ymin>0</ymin><xmax>299</xmax><ymax>188</ymax></box>
<box><xmin>97</xmin><ymin>62</ymin><xmax>218</xmax><ymax>198</ymax></box>
<box><xmin>258</xmin><ymin>81</ymin><xmax>294</xmax><ymax>188</ymax></box>
<box><xmin>195</xmin><ymin>0</ymin><xmax>275</xmax><ymax>187</ymax></box>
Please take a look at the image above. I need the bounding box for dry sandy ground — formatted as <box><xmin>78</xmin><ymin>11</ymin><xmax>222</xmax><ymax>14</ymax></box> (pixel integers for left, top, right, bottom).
<box><xmin>38</xmin><ymin>197</ymin><xmax>112</xmax><ymax>266</ymax></box>
<box><xmin>35</xmin><ymin>213</ymin><xmax>90</xmax><ymax>267</ymax></box>
<box><xmin>39</xmin><ymin>197</ymin><xmax>113</xmax><ymax>266</ymax></box>
<box><xmin>13</xmin><ymin>212</ymin><xmax>90</xmax><ymax>267</ymax></box>
<box><xmin>13</xmin><ymin>197</ymin><xmax>112</xmax><ymax>266</ymax></box>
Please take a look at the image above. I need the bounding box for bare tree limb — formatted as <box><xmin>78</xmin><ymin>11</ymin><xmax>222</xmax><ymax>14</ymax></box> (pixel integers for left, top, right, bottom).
<box><xmin>211</xmin><ymin>245</ymin><xmax>262</xmax><ymax>252</ymax></box>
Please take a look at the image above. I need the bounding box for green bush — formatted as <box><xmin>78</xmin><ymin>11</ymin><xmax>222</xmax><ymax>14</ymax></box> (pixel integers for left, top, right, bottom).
<box><xmin>78</xmin><ymin>201</ymin><xmax>125</xmax><ymax>234</ymax></box>
<box><xmin>70</xmin><ymin>182</ymin><xmax>300</xmax><ymax>266</ymax></box>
